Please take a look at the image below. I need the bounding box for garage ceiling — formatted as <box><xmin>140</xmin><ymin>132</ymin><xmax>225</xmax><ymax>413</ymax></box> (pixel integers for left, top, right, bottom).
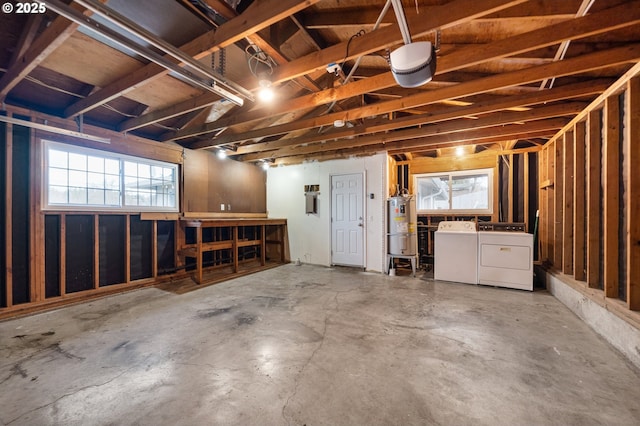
<box><xmin>1</xmin><ymin>0</ymin><xmax>639</xmax><ymax>165</ymax></box>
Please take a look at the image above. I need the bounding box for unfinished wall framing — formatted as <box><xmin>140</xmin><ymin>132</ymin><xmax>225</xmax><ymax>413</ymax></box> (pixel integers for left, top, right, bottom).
<box><xmin>0</xmin><ymin>107</ymin><xmax>286</xmax><ymax>320</ymax></box>
<box><xmin>396</xmin><ymin>148</ymin><xmax>538</xmax><ymax>264</ymax></box>
<box><xmin>538</xmin><ymin>65</ymin><xmax>640</xmax><ymax>321</ymax></box>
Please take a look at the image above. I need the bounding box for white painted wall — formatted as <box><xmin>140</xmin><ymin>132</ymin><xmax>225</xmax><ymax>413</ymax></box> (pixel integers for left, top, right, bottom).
<box><xmin>266</xmin><ymin>154</ymin><xmax>387</xmax><ymax>272</ymax></box>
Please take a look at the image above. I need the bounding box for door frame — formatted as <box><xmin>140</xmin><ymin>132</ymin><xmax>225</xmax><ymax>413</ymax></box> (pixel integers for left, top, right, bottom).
<box><xmin>329</xmin><ymin>171</ymin><xmax>366</xmax><ymax>269</ymax></box>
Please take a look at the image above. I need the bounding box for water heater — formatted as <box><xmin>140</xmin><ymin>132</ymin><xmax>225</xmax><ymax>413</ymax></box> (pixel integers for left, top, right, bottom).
<box><xmin>387</xmin><ymin>196</ymin><xmax>417</xmax><ymax>256</ymax></box>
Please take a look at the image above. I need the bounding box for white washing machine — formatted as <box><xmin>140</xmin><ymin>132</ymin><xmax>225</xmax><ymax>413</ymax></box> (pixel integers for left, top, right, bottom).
<box><xmin>434</xmin><ymin>221</ymin><xmax>478</xmax><ymax>285</ymax></box>
<box><xmin>477</xmin><ymin>231</ymin><xmax>533</xmax><ymax>291</ymax></box>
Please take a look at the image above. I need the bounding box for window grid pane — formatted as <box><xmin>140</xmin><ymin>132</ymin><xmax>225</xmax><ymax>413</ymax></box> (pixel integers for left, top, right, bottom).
<box><xmin>415</xmin><ymin>169</ymin><xmax>492</xmax><ymax>214</ymax></box>
<box><xmin>46</xmin><ymin>143</ymin><xmax>178</xmax><ymax>211</ymax></box>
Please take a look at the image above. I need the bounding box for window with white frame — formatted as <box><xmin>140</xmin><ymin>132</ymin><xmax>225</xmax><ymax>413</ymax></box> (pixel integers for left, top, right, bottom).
<box><xmin>414</xmin><ymin>168</ymin><xmax>493</xmax><ymax>214</ymax></box>
<box><xmin>45</xmin><ymin>141</ymin><xmax>178</xmax><ymax>211</ymax></box>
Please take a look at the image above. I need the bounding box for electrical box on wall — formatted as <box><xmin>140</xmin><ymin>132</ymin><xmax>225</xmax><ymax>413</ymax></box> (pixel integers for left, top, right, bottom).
<box><xmin>304</xmin><ymin>184</ymin><xmax>320</xmax><ymax>214</ymax></box>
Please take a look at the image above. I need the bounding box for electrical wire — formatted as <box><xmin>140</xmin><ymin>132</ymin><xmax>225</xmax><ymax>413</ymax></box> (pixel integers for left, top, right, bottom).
<box><xmin>340</xmin><ymin>29</ymin><xmax>366</xmax><ymax>69</ymax></box>
<box><xmin>245</xmin><ymin>44</ymin><xmax>276</xmax><ymax>79</ymax></box>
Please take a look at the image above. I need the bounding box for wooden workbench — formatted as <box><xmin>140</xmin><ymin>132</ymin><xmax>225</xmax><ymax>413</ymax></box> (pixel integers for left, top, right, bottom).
<box><xmin>177</xmin><ymin>218</ymin><xmax>288</xmax><ymax>284</ymax></box>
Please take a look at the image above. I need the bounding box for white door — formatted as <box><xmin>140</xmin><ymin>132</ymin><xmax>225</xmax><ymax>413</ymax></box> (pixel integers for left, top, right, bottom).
<box><xmin>331</xmin><ymin>173</ymin><xmax>364</xmax><ymax>267</ymax></box>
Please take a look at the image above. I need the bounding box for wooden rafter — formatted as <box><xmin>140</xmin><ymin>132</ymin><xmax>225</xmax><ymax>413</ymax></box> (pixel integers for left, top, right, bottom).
<box><xmin>232</xmin><ymin>80</ymin><xmax>608</xmax><ymax>156</ymax></box>
<box><xmin>182</xmin><ymin>44</ymin><xmax>640</xmax><ymax>147</ymax></box>
<box><xmin>0</xmin><ymin>2</ymin><xmax>100</xmax><ymax>99</ymax></box>
<box><xmin>63</xmin><ymin>0</ymin><xmax>321</xmax><ymax>118</ymax></box>
<box><xmin>239</xmin><ymin>106</ymin><xmax>579</xmax><ymax>161</ymax></box>
<box><xmin>170</xmin><ymin>1</ymin><xmax>640</xmax><ymax>145</ymax></box>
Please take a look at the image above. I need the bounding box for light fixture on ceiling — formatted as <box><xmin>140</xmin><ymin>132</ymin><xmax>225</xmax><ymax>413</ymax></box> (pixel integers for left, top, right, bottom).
<box><xmin>257</xmin><ymin>76</ymin><xmax>275</xmax><ymax>103</ymax></box>
<box><xmin>260</xmin><ymin>158</ymin><xmax>275</xmax><ymax>170</ymax></box>
<box><xmin>333</xmin><ymin>119</ymin><xmax>346</xmax><ymax>128</ymax></box>
<box><xmin>216</xmin><ymin>149</ymin><xmax>227</xmax><ymax>159</ymax></box>
<box><xmin>388</xmin><ymin>0</ymin><xmax>437</xmax><ymax>88</ymax></box>
<box><xmin>247</xmin><ymin>45</ymin><xmax>277</xmax><ymax>103</ymax></box>
<box><xmin>455</xmin><ymin>146</ymin><xmax>465</xmax><ymax>156</ymax></box>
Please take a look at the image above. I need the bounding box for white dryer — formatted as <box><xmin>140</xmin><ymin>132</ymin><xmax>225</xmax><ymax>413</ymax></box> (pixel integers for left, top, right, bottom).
<box><xmin>434</xmin><ymin>221</ymin><xmax>478</xmax><ymax>285</ymax></box>
<box><xmin>477</xmin><ymin>231</ymin><xmax>533</xmax><ymax>291</ymax></box>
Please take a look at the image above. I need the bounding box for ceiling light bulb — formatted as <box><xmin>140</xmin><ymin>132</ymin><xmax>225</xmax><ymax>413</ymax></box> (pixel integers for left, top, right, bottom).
<box><xmin>257</xmin><ymin>78</ymin><xmax>274</xmax><ymax>102</ymax></box>
<box><xmin>333</xmin><ymin>119</ymin><xmax>345</xmax><ymax>128</ymax></box>
<box><xmin>258</xmin><ymin>86</ymin><xmax>274</xmax><ymax>102</ymax></box>
<box><xmin>217</xmin><ymin>149</ymin><xmax>227</xmax><ymax>159</ymax></box>
<box><xmin>262</xmin><ymin>162</ymin><xmax>270</xmax><ymax>171</ymax></box>
<box><xmin>455</xmin><ymin>146</ymin><xmax>464</xmax><ymax>156</ymax></box>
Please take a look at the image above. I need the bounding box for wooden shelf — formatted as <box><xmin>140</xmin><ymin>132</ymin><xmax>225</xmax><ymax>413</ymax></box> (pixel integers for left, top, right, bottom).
<box><xmin>178</xmin><ymin>218</ymin><xmax>288</xmax><ymax>284</ymax></box>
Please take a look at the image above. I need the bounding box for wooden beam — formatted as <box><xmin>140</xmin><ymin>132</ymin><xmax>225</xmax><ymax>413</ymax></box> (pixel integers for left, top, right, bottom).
<box><xmin>554</xmin><ymin>139</ymin><xmax>564</xmax><ymax>269</ymax></box>
<box><xmin>562</xmin><ymin>131</ymin><xmax>574</xmax><ymax>275</ymax></box>
<box><xmin>4</xmin><ymin>122</ymin><xmax>13</xmax><ymax>307</ymax></box>
<box><xmin>276</xmin><ymin>128</ymin><xmax>556</xmax><ymax>164</ymax></box>
<box><xmin>239</xmin><ymin>105</ymin><xmax>577</xmax><ymax>161</ymax></box>
<box><xmin>626</xmin><ymin>77</ymin><xmax>640</xmax><ymax>310</ymax></box>
<box><xmin>30</xmin><ymin>131</ymin><xmax>44</xmax><ymax>303</ymax></box>
<box><xmin>8</xmin><ymin>14</ymin><xmax>44</xmax><ymax>67</ymax></box>
<box><xmin>603</xmin><ymin>95</ymin><xmax>620</xmax><ymax>299</ymax></box>
<box><xmin>586</xmin><ymin>109</ymin><xmax>602</xmax><ymax>288</ymax></box>
<box><xmin>273</xmin><ymin>0</ymin><xmax>528</xmax><ymax>82</ymax></box>
<box><xmin>63</xmin><ymin>0</ymin><xmax>321</xmax><ymax>118</ymax></box>
<box><xmin>235</xmin><ymin>82</ymin><xmax>606</xmax><ymax>155</ymax></box>
<box><xmin>172</xmin><ymin>1</ymin><xmax>640</xmax><ymax>144</ymax></box>
<box><xmin>301</xmin><ymin>1</ymin><xmax>582</xmax><ymax>28</ymax></box>
<box><xmin>60</xmin><ymin>214</ymin><xmax>66</xmax><ymax>296</ymax></box>
<box><xmin>125</xmin><ymin>214</ymin><xmax>131</xmax><ymax>284</ymax></box>
<box><xmin>508</xmin><ymin>153</ymin><xmax>514</xmax><ymax>222</ymax></box>
<box><xmin>0</xmin><ymin>2</ymin><xmax>98</xmax><ymax>99</ymax></box>
<box><xmin>94</xmin><ymin>215</ymin><xmax>99</xmax><ymax>290</ymax></box>
<box><xmin>523</xmin><ymin>151</ymin><xmax>530</xmax><ymax>230</ymax></box>
<box><xmin>573</xmin><ymin>121</ymin><xmax>586</xmax><ymax>281</ymax></box>
<box><xmin>185</xmin><ymin>45</ymin><xmax>640</xmax><ymax>146</ymax></box>
<box><xmin>127</xmin><ymin>0</ymin><xmax>526</xmax><ymax>134</ymax></box>
<box><xmin>152</xmin><ymin>220</ymin><xmax>158</xmax><ymax>279</ymax></box>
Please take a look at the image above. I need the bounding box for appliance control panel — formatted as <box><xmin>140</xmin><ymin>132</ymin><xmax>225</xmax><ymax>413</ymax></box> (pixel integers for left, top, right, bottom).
<box><xmin>477</xmin><ymin>222</ymin><xmax>526</xmax><ymax>232</ymax></box>
<box><xmin>437</xmin><ymin>221</ymin><xmax>477</xmax><ymax>232</ymax></box>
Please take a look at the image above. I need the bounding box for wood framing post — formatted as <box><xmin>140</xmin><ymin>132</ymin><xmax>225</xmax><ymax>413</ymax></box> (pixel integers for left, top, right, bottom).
<box><xmin>508</xmin><ymin>153</ymin><xmax>514</xmax><ymax>223</ymax></box>
<box><xmin>563</xmin><ymin>131</ymin><xmax>574</xmax><ymax>275</ymax></box>
<box><xmin>4</xmin><ymin>122</ymin><xmax>13</xmax><ymax>307</ymax></box>
<box><xmin>152</xmin><ymin>220</ymin><xmax>158</xmax><ymax>278</ymax></box>
<box><xmin>603</xmin><ymin>96</ymin><xmax>620</xmax><ymax>299</ymax></box>
<box><xmin>573</xmin><ymin>121</ymin><xmax>586</xmax><ymax>281</ymax></box>
<box><xmin>125</xmin><ymin>214</ymin><xmax>131</xmax><ymax>284</ymax></box>
<box><xmin>60</xmin><ymin>214</ymin><xmax>66</xmax><ymax>296</ymax></box>
<box><xmin>538</xmin><ymin>148</ymin><xmax>548</xmax><ymax>261</ymax></box>
<box><xmin>93</xmin><ymin>215</ymin><xmax>99</xmax><ymax>289</ymax></box>
<box><xmin>524</xmin><ymin>152</ymin><xmax>530</xmax><ymax>231</ymax></box>
<box><xmin>260</xmin><ymin>225</ymin><xmax>266</xmax><ymax>266</ymax></box>
<box><xmin>626</xmin><ymin>77</ymin><xmax>640</xmax><ymax>310</ymax></box>
<box><xmin>554</xmin><ymin>140</ymin><xmax>564</xmax><ymax>269</ymax></box>
<box><xmin>30</xmin><ymin>129</ymin><xmax>44</xmax><ymax>302</ymax></box>
<box><xmin>586</xmin><ymin>109</ymin><xmax>602</xmax><ymax>288</ymax></box>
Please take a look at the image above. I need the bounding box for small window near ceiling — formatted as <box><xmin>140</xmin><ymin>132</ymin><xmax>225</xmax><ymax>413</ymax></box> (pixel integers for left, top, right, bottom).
<box><xmin>414</xmin><ymin>168</ymin><xmax>493</xmax><ymax>214</ymax></box>
<box><xmin>44</xmin><ymin>141</ymin><xmax>178</xmax><ymax>212</ymax></box>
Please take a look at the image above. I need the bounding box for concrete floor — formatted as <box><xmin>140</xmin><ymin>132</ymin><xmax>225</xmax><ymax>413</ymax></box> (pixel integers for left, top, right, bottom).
<box><xmin>1</xmin><ymin>265</ymin><xmax>640</xmax><ymax>426</ymax></box>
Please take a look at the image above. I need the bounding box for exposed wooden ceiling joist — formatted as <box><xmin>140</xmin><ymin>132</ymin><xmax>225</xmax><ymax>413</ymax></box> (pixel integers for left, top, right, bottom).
<box><xmin>171</xmin><ymin>1</ymin><xmax>640</xmax><ymax>146</ymax></box>
<box><xmin>1</xmin><ymin>0</ymin><xmax>639</xmax><ymax>161</ymax></box>
<box><xmin>239</xmin><ymin>103</ymin><xmax>584</xmax><ymax>161</ymax></box>
<box><xmin>62</xmin><ymin>0</ymin><xmax>321</xmax><ymax>118</ymax></box>
<box><xmin>232</xmin><ymin>79</ymin><xmax>610</xmax><ymax>156</ymax></box>
<box><xmin>0</xmin><ymin>1</ymin><xmax>99</xmax><ymax>99</ymax></box>
<box><xmin>184</xmin><ymin>44</ymin><xmax>640</xmax><ymax>148</ymax></box>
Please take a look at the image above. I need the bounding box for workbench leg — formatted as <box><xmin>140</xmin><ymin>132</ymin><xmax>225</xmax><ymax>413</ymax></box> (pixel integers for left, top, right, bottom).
<box><xmin>196</xmin><ymin>227</ymin><xmax>202</xmax><ymax>284</ymax></box>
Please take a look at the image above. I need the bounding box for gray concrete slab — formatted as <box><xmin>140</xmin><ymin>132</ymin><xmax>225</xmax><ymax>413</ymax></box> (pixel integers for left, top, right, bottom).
<box><xmin>1</xmin><ymin>264</ymin><xmax>640</xmax><ymax>426</ymax></box>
